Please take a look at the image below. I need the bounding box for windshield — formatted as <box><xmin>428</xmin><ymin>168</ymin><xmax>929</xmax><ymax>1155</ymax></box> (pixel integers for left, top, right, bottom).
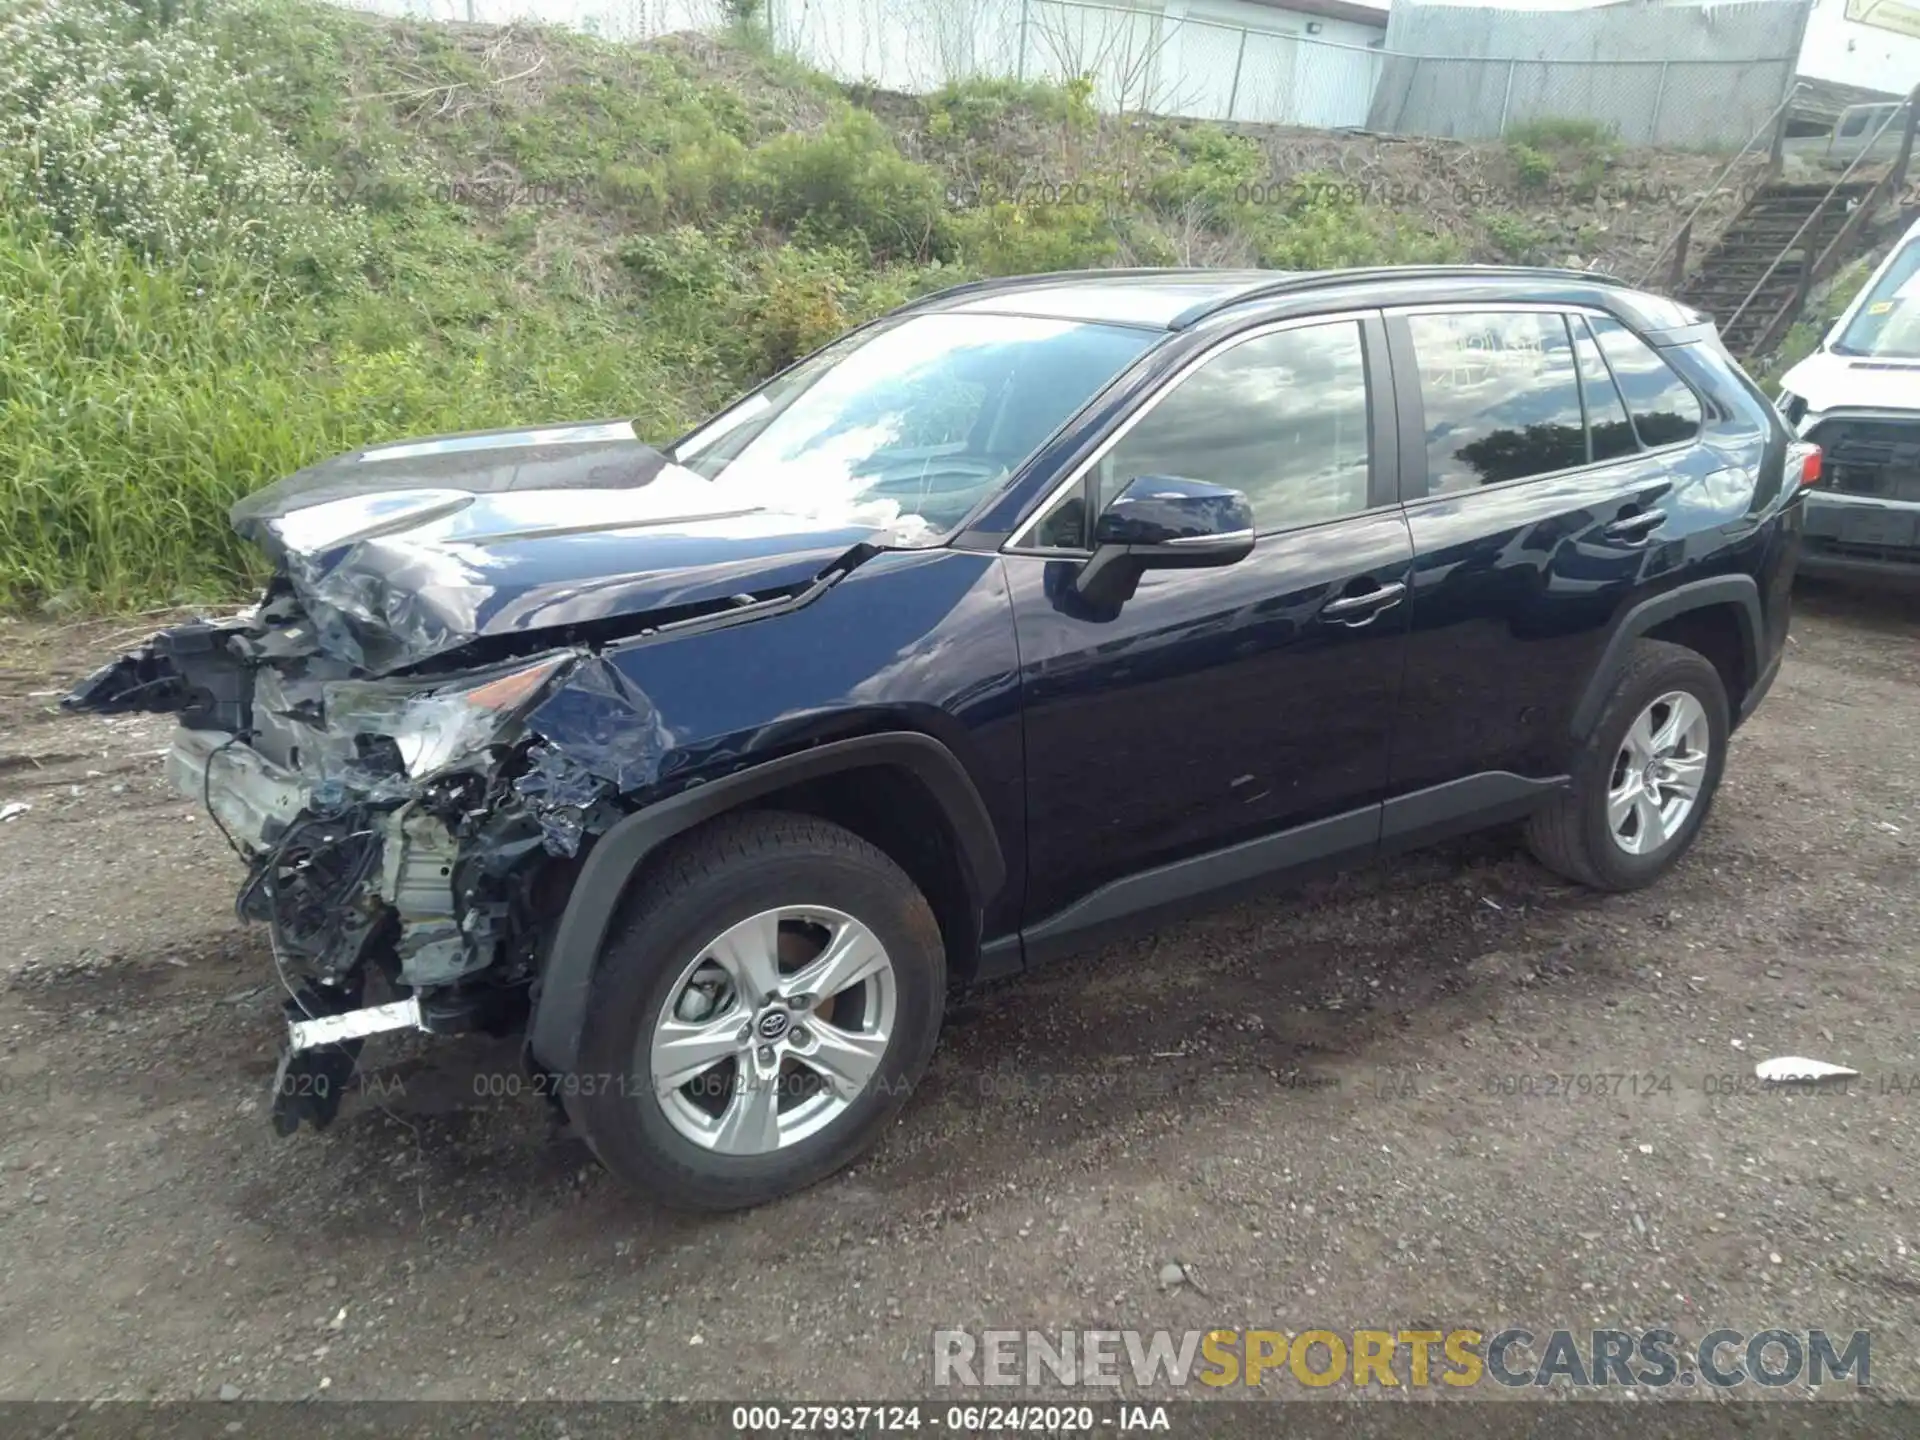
<box><xmin>673</xmin><ymin>311</ymin><xmax>1156</xmax><ymax>540</ymax></box>
<box><xmin>1834</xmin><ymin>239</ymin><xmax>1920</xmax><ymax>359</ymax></box>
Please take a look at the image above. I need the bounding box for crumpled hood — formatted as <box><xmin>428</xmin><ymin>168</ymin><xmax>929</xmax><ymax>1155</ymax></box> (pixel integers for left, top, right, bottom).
<box><xmin>1779</xmin><ymin>350</ymin><xmax>1920</xmax><ymax>420</ymax></box>
<box><xmin>232</xmin><ymin>421</ymin><xmax>893</xmax><ymax>672</ymax></box>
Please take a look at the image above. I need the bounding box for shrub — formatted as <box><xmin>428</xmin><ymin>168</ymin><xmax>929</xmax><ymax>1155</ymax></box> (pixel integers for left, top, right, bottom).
<box><xmin>1251</xmin><ymin>176</ymin><xmax>1460</xmax><ymax>269</ymax></box>
<box><xmin>747</xmin><ymin>107</ymin><xmax>947</xmax><ymax>261</ymax></box>
<box><xmin>1482</xmin><ymin>212</ymin><xmax>1548</xmax><ymax>263</ymax></box>
<box><xmin>0</xmin><ymin>0</ymin><xmax>364</xmax><ymax>281</ymax></box>
<box><xmin>1510</xmin><ymin>144</ymin><xmax>1554</xmax><ymax>190</ymax></box>
<box><xmin>1146</xmin><ymin>124</ymin><xmax>1266</xmax><ymax>229</ymax></box>
<box><xmin>927</xmin><ymin>75</ymin><xmax>1095</xmax><ymax>138</ymax></box>
<box><xmin>1507</xmin><ymin>116</ymin><xmax>1620</xmax><ymax>155</ymax></box>
<box><xmin>946</xmin><ymin>201</ymin><xmax>1118</xmax><ymax>275</ymax></box>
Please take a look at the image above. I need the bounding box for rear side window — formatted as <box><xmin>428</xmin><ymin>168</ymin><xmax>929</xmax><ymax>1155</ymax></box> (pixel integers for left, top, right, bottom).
<box><xmin>1408</xmin><ymin>312</ymin><xmax>1585</xmax><ymax>492</ymax></box>
<box><xmin>1589</xmin><ymin>315</ymin><xmax>1702</xmax><ymax>447</ymax></box>
<box><xmin>1573</xmin><ymin>319</ymin><xmax>1638</xmax><ymax>462</ymax></box>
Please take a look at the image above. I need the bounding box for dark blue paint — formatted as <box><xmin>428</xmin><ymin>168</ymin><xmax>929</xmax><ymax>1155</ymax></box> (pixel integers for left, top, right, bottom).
<box><xmin>1093</xmin><ymin>475</ymin><xmax>1255</xmax><ymax>546</ymax></box>
<box><xmin>225</xmin><ymin>272</ymin><xmax>1804</xmax><ymax>969</ymax></box>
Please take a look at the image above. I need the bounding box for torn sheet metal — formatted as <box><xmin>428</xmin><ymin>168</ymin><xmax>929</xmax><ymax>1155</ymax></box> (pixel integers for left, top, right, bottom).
<box><xmin>511</xmin><ymin>658</ymin><xmax>671</xmax><ymax>856</ymax></box>
<box><xmin>225</xmin><ymin>422</ymin><xmax>884</xmax><ymax>674</ymax></box>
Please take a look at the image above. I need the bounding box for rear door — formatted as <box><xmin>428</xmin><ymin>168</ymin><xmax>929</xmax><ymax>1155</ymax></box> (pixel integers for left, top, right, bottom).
<box><xmin>1383</xmin><ymin>306</ymin><xmax>1712</xmax><ymax>810</ymax></box>
<box><xmin>1007</xmin><ymin>313</ymin><xmax>1415</xmax><ymax>933</ymax></box>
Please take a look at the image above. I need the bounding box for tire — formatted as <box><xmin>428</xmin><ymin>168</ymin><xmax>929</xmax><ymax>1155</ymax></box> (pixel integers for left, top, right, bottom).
<box><xmin>572</xmin><ymin>810</ymin><xmax>945</xmax><ymax>1211</ymax></box>
<box><xmin>1526</xmin><ymin>638</ymin><xmax>1730</xmax><ymax>892</ymax></box>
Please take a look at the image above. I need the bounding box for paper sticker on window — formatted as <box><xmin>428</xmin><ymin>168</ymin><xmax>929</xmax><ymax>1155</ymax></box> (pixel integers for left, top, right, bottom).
<box><xmin>1869</xmin><ymin>300</ymin><xmax>1897</xmax><ymax>315</ymax></box>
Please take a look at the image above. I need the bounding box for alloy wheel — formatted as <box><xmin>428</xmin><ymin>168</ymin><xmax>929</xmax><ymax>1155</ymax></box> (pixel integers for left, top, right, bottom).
<box><xmin>646</xmin><ymin>906</ymin><xmax>897</xmax><ymax>1154</ymax></box>
<box><xmin>1606</xmin><ymin>690</ymin><xmax>1712</xmax><ymax>856</ymax></box>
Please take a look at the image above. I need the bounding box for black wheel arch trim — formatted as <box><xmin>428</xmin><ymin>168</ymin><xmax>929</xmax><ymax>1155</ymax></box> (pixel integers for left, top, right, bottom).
<box><xmin>526</xmin><ymin>731</ymin><xmax>1006</xmax><ymax>1075</ymax></box>
<box><xmin>1571</xmin><ymin>575</ymin><xmax>1763</xmax><ymax>742</ymax></box>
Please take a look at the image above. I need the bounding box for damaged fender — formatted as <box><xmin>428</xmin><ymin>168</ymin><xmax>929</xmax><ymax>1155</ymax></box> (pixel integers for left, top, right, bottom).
<box><xmin>523</xmin><ymin>730</ymin><xmax>1007</xmax><ymax>1077</ymax></box>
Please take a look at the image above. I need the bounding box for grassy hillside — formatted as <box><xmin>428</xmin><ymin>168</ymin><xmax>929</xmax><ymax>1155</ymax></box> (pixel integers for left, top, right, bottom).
<box><xmin>0</xmin><ymin>0</ymin><xmax>1744</xmax><ymax>609</ymax></box>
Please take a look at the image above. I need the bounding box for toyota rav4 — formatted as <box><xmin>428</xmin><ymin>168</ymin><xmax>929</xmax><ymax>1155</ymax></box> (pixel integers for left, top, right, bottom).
<box><xmin>68</xmin><ymin>267</ymin><xmax>1805</xmax><ymax>1209</ymax></box>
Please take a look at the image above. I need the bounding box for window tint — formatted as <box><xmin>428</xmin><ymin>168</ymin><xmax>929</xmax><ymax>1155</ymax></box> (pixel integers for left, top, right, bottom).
<box><xmin>1094</xmin><ymin>321</ymin><xmax>1371</xmax><ymax>532</ymax></box>
<box><xmin>1574</xmin><ymin>318</ymin><xmax>1638</xmax><ymax>462</ymax></box>
<box><xmin>1408</xmin><ymin>312</ymin><xmax>1585</xmax><ymax>492</ymax></box>
<box><xmin>1588</xmin><ymin>315</ymin><xmax>1702</xmax><ymax>447</ymax></box>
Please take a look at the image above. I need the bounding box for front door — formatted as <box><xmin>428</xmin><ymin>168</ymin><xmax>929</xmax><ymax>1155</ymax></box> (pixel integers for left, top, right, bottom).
<box><xmin>1006</xmin><ymin>313</ymin><xmax>1415</xmax><ymax>932</ymax></box>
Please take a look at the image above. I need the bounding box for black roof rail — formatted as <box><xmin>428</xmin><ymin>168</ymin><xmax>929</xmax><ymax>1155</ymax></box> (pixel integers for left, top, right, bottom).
<box><xmin>1167</xmin><ymin>264</ymin><xmax>1633</xmax><ymax>329</ymax></box>
<box><xmin>885</xmin><ymin>267</ymin><xmax>1274</xmax><ymax>319</ymax></box>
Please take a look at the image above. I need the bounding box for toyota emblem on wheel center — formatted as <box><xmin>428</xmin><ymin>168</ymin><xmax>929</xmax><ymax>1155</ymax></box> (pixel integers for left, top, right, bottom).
<box><xmin>756</xmin><ymin>1010</ymin><xmax>791</xmax><ymax>1041</ymax></box>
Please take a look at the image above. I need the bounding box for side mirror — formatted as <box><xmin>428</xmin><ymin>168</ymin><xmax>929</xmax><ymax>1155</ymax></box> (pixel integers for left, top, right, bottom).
<box><xmin>1075</xmin><ymin>475</ymin><xmax>1255</xmax><ymax>609</ymax></box>
<box><xmin>1092</xmin><ymin>475</ymin><xmax>1257</xmax><ymax>560</ymax></box>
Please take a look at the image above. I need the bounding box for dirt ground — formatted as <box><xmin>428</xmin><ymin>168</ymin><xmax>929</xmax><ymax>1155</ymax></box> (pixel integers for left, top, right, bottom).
<box><xmin>0</xmin><ymin>586</ymin><xmax>1916</xmax><ymax>1405</ymax></box>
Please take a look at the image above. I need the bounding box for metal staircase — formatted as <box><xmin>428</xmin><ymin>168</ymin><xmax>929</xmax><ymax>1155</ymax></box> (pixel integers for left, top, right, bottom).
<box><xmin>1643</xmin><ymin>83</ymin><xmax>1919</xmax><ymax>362</ymax></box>
<box><xmin>1678</xmin><ymin>181</ymin><xmax>1877</xmax><ymax>356</ymax></box>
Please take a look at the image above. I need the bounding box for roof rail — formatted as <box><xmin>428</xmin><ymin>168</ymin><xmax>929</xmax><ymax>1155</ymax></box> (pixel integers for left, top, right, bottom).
<box><xmin>1167</xmin><ymin>264</ymin><xmax>1632</xmax><ymax>329</ymax></box>
<box><xmin>885</xmin><ymin>267</ymin><xmax>1270</xmax><ymax>319</ymax></box>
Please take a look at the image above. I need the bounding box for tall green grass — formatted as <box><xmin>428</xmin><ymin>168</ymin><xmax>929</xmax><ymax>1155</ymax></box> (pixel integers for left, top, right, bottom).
<box><xmin>0</xmin><ymin>220</ymin><xmax>686</xmax><ymax>607</ymax></box>
<box><xmin>0</xmin><ymin>0</ymin><xmax>1467</xmax><ymax>611</ymax></box>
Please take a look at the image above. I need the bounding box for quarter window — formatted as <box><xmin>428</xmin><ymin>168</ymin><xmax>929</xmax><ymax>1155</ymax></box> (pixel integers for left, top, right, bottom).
<box><xmin>1408</xmin><ymin>312</ymin><xmax>1585</xmax><ymax>492</ymax></box>
<box><xmin>1093</xmin><ymin>321</ymin><xmax>1372</xmax><ymax>533</ymax></box>
<box><xmin>1588</xmin><ymin>315</ymin><xmax>1702</xmax><ymax>447</ymax></box>
<box><xmin>1574</xmin><ymin>318</ymin><xmax>1638</xmax><ymax>463</ymax></box>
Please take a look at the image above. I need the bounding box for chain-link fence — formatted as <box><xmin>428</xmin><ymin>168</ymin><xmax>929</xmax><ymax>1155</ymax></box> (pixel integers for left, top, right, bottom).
<box><xmin>318</xmin><ymin>0</ymin><xmax>1798</xmax><ymax>149</ymax></box>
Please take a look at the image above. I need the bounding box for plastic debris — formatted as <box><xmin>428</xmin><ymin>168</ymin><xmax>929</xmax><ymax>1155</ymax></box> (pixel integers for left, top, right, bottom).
<box><xmin>1756</xmin><ymin>1056</ymin><xmax>1858</xmax><ymax>1084</ymax></box>
<box><xmin>0</xmin><ymin>801</ymin><xmax>29</xmax><ymax>822</ymax></box>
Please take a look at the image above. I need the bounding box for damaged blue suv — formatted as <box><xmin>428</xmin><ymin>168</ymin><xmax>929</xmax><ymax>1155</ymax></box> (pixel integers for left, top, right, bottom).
<box><xmin>69</xmin><ymin>267</ymin><xmax>1804</xmax><ymax>1209</ymax></box>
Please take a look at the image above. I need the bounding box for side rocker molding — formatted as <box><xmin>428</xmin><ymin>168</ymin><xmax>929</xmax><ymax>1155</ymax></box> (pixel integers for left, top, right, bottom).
<box><xmin>526</xmin><ymin>731</ymin><xmax>1006</xmax><ymax>1075</ymax></box>
<box><xmin>1570</xmin><ymin>575</ymin><xmax>1762</xmax><ymax>742</ymax></box>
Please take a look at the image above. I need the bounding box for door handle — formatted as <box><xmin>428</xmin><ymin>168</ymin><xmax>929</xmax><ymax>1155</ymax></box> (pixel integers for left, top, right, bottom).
<box><xmin>1320</xmin><ymin>581</ymin><xmax>1407</xmax><ymax>625</ymax></box>
<box><xmin>1604</xmin><ymin>509</ymin><xmax>1667</xmax><ymax>543</ymax></box>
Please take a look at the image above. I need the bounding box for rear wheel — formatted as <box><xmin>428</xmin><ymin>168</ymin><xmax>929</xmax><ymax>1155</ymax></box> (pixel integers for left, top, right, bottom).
<box><xmin>573</xmin><ymin>811</ymin><xmax>945</xmax><ymax>1210</ymax></box>
<box><xmin>1526</xmin><ymin>639</ymin><xmax>1729</xmax><ymax>891</ymax></box>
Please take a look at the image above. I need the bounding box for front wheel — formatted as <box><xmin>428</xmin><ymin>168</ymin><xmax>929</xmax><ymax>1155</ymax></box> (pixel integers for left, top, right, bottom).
<box><xmin>1526</xmin><ymin>639</ymin><xmax>1730</xmax><ymax>891</ymax></box>
<box><xmin>572</xmin><ymin>811</ymin><xmax>945</xmax><ymax>1211</ymax></box>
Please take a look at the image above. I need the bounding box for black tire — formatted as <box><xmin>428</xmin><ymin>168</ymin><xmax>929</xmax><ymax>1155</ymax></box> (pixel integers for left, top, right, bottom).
<box><xmin>1526</xmin><ymin>638</ymin><xmax>1730</xmax><ymax>891</ymax></box>
<box><xmin>573</xmin><ymin>810</ymin><xmax>945</xmax><ymax>1211</ymax></box>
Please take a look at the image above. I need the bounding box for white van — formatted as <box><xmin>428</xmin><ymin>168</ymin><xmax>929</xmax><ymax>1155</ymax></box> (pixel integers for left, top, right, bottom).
<box><xmin>1776</xmin><ymin>216</ymin><xmax>1920</xmax><ymax>579</ymax></box>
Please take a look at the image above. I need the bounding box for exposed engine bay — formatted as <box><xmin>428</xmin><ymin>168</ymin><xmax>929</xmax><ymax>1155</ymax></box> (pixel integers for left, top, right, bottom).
<box><xmin>63</xmin><ymin>589</ymin><xmax>668</xmax><ymax>1129</ymax></box>
<box><xmin>60</xmin><ymin>419</ymin><xmax>896</xmax><ymax>1134</ymax></box>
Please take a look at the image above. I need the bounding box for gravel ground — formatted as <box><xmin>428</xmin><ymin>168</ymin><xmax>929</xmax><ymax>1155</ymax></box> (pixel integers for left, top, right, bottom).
<box><xmin>0</xmin><ymin>586</ymin><xmax>1916</xmax><ymax>1405</ymax></box>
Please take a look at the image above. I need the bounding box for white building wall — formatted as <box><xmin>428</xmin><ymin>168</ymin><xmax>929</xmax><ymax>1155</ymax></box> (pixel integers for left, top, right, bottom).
<box><xmin>322</xmin><ymin>0</ymin><xmax>1385</xmax><ymax>125</ymax></box>
<box><xmin>1797</xmin><ymin>0</ymin><xmax>1920</xmax><ymax>96</ymax></box>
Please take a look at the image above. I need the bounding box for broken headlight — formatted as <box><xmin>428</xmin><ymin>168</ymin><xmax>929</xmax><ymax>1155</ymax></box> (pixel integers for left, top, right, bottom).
<box><xmin>321</xmin><ymin>652</ymin><xmax>574</xmax><ymax>783</ymax></box>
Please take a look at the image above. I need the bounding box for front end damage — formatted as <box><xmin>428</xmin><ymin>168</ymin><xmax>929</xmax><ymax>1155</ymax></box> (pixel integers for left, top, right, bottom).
<box><xmin>63</xmin><ymin>419</ymin><xmax>901</xmax><ymax>1135</ymax></box>
<box><xmin>66</xmin><ymin>593</ymin><xmax>669</xmax><ymax>1134</ymax></box>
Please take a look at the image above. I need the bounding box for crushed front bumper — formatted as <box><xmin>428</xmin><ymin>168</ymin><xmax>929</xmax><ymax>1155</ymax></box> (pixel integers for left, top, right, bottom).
<box><xmin>166</xmin><ymin>726</ymin><xmax>309</xmax><ymax>852</ymax></box>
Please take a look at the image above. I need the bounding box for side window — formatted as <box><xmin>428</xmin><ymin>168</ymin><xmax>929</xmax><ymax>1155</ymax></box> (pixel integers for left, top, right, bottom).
<box><xmin>1589</xmin><ymin>315</ymin><xmax>1703</xmax><ymax>447</ymax></box>
<box><xmin>1408</xmin><ymin>311</ymin><xmax>1585</xmax><ymax>492</ymax></box>
<box><xmin>1096</xmin><ymin>321</ymin><xmax>1371</xmax><ymax>532</ymax></box>
<box><xmin>1573</xmin><ymin>317</ymin><xmax>1638</xmax><ymax>462</ymax></box>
